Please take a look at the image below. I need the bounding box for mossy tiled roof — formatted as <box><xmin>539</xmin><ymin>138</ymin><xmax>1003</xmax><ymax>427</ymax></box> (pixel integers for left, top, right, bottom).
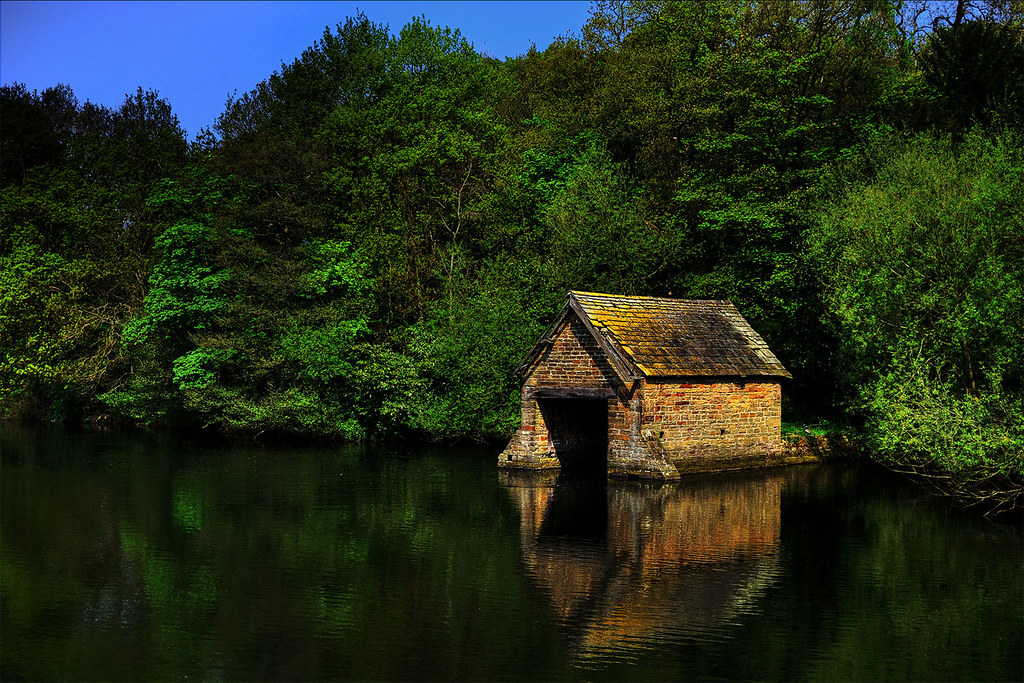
<box><xmin>568</xmin><ymin>290</ymin><xmax>791</xmax><ymax>379</ymax></box>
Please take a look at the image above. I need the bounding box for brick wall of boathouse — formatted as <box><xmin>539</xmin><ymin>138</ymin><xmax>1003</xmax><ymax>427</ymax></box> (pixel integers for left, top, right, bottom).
<box><xmin>641</xmin><ymin>380</ymin><xmax>783</xmax><ymax>472</ymax></box>
<box><xmin>642</xmin><ymin>381</ymin><xmax>781</xmax><ymax>449</ymax></box>
<box><xmin>508</xmin><ymin>315</ymin><xmax>631</xmax><ymax>467</ymax></box>
<box><xmin>500</xmin><ymin>312</ymin><xmax>784</xmax><ymax>476</ymax></box>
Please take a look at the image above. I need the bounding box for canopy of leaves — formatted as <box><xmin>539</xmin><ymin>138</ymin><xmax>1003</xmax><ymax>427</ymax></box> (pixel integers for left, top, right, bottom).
<box><xmin>811</xmin><ymin>129</ymin><xmax>1023</xmax><ymax>512</ymax></box>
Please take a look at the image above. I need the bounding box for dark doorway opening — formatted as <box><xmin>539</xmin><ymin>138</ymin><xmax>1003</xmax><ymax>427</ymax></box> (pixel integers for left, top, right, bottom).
<box><xmin>537</xmin><ymin>397</ymin><xmax>608</xmax><ymax>475</ymax></box>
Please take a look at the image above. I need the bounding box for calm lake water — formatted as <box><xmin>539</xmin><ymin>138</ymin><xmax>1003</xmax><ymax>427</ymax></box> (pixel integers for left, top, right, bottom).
<box><xmin>2</xmin><ymin>425</ymin><xmax>1021</xmax><ymax>681</ymax></box>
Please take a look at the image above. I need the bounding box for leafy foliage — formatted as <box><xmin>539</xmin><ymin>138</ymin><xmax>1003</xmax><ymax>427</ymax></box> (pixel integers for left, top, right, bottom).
<box><xmin>0</xmin><ymin>84</ymin><xmax>187</xmax><ymax>419</ymax></box>
<box><xmin>812</xmin><ymin>129</ymin><xmax>1023</xmax><ymax>512</ymax></box>
<box><xmin>918</xmin><ymin>20</ymin><xmax>1024</xmax><ymax>132</ymax></box>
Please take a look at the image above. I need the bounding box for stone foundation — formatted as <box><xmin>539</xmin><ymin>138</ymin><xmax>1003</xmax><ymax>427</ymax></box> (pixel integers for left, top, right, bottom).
<box><xmin>606</xmin><ymin>390</ymin><xmax>680</xmax><ymax>480</ymax></box>
<box><xmin>499</xmin><ymin>397</ymin><xmax>560</xmax><ymax>470</ymax></box>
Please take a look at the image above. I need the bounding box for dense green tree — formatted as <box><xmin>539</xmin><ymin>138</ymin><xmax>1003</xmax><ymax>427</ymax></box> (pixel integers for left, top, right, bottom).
<box><xmin>405</xmin><ymin>274</ymin><xmax>545</xmax><ymax>439</ymax></box>
<box><xmin>918</xmin><ymin>20</ymin><xmax>1024</xmax><ymax>132</ymax></box>
<box><xmin>811</xmin><ymin>129</ymin><xmax>1023</xmax><ymax>512</ymax></box>
<box><xmin>560</xmin><ymin>0</ymin><xmax>930</xmax><ymax>413</ymax></box>
<box><xmin>0</xmin><ymin>85</ymin><xmax>186</xmax><ymax>420</ymax></box>
<box><xmin>328</xmin><ymin>17</ymin><xmax>509</xmax><ymax>318</ymax></box>
<box><xmin>0</xmin><ymin>83</ymin><xmax>78</xmax><ymax>187</ymax></box>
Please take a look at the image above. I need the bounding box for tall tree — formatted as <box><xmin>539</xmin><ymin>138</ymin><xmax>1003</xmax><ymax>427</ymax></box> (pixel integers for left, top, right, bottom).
<box><xmin>918</xmin><ymin>20</ymin><xmax>1024</xmax><ymax>131</ymax></box>
<box><xmin>0</xmin><ymin>85</ymin><xmax>187</xmax><ymax>420</ymax></box>
<box><xmin>574</xmin><ymin>0</ymin><xmax>920</xmax><ymax>411</ymax></box>
<box><xmin>811</xmin><ymin>130</ymin><xmax>1024</xmax><ymax>512</ymax></box>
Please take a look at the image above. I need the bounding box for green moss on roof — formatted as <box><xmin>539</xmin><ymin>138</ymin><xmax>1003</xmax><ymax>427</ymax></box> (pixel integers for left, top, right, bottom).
<box><xmin>568</xmin><ymin>290</ymin><xmax>791</xmax><ymax>379</ymax></box>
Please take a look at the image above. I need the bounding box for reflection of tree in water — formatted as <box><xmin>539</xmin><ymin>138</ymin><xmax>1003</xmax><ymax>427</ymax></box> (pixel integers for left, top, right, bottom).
<box><xmin>500</xmin><ymin>469</ymin><xmax>787</xmax><ymax>663</ymax></box>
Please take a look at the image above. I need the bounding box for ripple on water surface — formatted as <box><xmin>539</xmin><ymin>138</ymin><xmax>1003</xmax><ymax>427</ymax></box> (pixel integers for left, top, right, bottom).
<box><xmin>1</xmin><ymin>426</ymin><xmax>1022</xmax><ymax>681</ymax></box>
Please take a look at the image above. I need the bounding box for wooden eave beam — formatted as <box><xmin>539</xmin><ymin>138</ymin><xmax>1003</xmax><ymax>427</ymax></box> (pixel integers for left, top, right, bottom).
<box><xmin>524</xmin><ymin>386</ymin><xmax>616</xmax><ymax>399</ymax></box>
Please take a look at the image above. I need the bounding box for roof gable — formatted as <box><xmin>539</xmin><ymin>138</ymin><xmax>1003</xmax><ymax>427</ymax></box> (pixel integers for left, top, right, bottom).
<box><xmin>517</xmin><ymin>291</ymin><xmax>791</xmax><ymax>380</ymax></box>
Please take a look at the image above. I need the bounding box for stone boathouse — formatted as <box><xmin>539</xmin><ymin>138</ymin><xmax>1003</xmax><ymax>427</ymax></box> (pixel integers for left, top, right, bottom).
<box><xmin>499</xmin><ymin>291</ymin><xmax>793</xmax><ymax>480</ymax></box>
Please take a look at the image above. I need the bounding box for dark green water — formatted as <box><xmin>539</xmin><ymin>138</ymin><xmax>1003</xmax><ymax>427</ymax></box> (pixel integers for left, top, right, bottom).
<box><xmin>1</xmin><ymin>425</ymin><xmax>1021</xmax><ymax>681</ymax></box>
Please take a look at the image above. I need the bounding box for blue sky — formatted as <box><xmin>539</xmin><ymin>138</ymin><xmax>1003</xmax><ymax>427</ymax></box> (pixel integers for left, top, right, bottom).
<box><xmin>1</xmin><ymin>1</ymin><xmax>593</xmax><ymax>140</ymax></box>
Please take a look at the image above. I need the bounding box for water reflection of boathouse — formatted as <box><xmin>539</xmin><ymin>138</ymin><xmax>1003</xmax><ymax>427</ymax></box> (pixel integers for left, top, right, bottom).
<box><xmin>501</xmin><ymin>469</ymin><xmax>787</xmax><ymax>661</ymax></box>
